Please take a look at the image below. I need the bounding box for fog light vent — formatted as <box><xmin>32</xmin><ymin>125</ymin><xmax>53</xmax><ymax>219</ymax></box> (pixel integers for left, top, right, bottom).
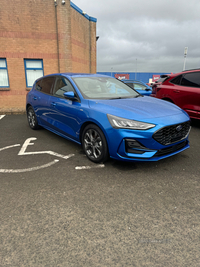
<box><xmin>125</xmin><ymin>139</ymin><xmax>146</xmax><ymax>154</ymax></box>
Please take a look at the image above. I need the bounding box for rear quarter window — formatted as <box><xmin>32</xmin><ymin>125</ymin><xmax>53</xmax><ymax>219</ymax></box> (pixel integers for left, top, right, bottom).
<box><xmin>170</xmin><ymin>75</ymin><xmax>182</xmax><ymax>85</ymax></box>
<box><xmin>36</xmin><ymin>79</ymin><xmax>42</xmax><ymax>91</ymax></box>
<box><xmin>181</xmin><ymin>72</ymin><xmax>200</xmax><ymax>87</ymax></box>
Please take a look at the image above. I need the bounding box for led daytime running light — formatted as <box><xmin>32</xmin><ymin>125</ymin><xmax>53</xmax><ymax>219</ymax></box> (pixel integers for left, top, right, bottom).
<box><xmin>107</xmin><ymin>114</ymin><xmax>155</xmax><ymax>130</ymax></box>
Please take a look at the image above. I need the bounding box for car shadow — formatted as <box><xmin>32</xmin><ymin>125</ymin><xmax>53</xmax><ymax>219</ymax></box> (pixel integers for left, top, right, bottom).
<box><xmin>191</xmin><ymin>119</ymin><xmax>200</xmax><ymax>129</ymax></box>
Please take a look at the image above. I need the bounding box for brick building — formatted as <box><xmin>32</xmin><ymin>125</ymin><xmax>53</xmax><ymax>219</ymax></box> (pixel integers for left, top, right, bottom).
<box><xmin>0</xmin><ymin>0</ymin><xmax>97</xmax><ymax>113</ymax></box>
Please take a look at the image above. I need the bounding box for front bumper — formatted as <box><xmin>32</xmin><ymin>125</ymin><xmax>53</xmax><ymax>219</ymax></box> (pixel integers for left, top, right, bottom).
<box><xmin>106</xmin><ymin>121</ymin><xmax>190</xmax><ymax>162</ymax></box>
<box><xmin>115</xmin><ymin>138</ymin><xmax>189</xmax><ymax>162</ymax></box>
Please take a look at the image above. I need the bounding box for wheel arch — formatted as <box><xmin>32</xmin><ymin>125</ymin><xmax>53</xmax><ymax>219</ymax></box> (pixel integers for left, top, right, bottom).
<box><xmin>80</xmin><ymin>121</ymin><xmax>109</xmax><ymax>163</ymax></box>
<box><xmin>162</xmin><ymin>97</ymin><xmax>174</xmax><ymax>103</ymax></box>
<box><xmin>26</xmin><ymin>103</ymin><xmax>32</xmax><ymax>111</ymax></box>
<box><xmin>79</xmin><ymin>120</ymin><xmax>109</xmax><ymax>146</ymax></box>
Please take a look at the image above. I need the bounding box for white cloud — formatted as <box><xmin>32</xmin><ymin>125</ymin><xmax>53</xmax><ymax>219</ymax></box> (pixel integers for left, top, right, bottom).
<box><xmin>73</xmin><ymin>0</ymin><xmax>200</xmax><ymax>73</ymax></box>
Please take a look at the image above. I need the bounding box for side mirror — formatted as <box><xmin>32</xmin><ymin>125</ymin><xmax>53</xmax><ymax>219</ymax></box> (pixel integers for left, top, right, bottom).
<box><xmin>64</xmin><ymin>91</ymin><xmax>77</xmax><ymax>101</ymax></box>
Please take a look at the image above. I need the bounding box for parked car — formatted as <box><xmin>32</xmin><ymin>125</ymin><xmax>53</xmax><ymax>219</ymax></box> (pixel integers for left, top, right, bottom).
<box><xmin>122</xmin><ymin>79</ymin><xmax>152</xmax><ymax>96</ymax></box>
<box><xmin>26</xmin><ymin>73</ymin><xmax>191</xmax><ymax>163</ymax></box>
<box><xmin>151</xmin><ymin>69</ymin><xmax>200</xmax><ymax>120</ymax></box>
<box><xmin>151</xmin><ymin>75</ymin><xmax>169</xmax><ymax>88</ymax></box>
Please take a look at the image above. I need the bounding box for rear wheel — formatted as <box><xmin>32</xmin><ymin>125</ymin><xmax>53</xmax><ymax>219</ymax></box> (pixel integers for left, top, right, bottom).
<box><xmin>27</xmin><ymin>106</ymin><xmax>39</xmax><ymax>130</ymax></box>
<box><xmin>82</xmin><ymin>124</ymin><xmax>109</xmax><ymax>163</ymax></box>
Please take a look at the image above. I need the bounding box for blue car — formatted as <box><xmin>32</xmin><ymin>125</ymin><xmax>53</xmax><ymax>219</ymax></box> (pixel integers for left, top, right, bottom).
<box><xmin>122</xmin><ymin>79</ymin><xmax>152</xmax><ymax>96</ymax></box>
<box><xmin>26</xmin><ymin>73</ymin><xmax>190</xmax><ymax>163</ymax></box>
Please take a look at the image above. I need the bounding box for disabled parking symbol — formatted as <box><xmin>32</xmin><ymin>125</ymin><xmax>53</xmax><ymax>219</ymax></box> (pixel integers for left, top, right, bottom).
<box><xmin>0</xmin><ymin>137</ymin><xmax>74</xmax><ymax>173</ymax></box>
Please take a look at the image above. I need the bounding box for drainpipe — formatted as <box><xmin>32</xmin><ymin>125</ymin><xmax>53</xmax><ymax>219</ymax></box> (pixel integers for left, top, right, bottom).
<box><xmin>89</xmin><ymin>21</ymin><xmax>91</xmax><ymax>73</ymax></box>
<box><xmin>54</xmin><ymin>0</ymin><xmax>60</xmax><ymax>73</ymax></box>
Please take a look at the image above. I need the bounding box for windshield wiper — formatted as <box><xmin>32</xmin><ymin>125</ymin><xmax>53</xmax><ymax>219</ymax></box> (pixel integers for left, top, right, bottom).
<box><xmin>109</xmin><ymin>95</ymin><xmax>142</xmax><ymax>100</ymax></box>
<box><xmin>109</xmin><ymin>97</ymin><xmax>123</xmax><ymax>100</ymax></box>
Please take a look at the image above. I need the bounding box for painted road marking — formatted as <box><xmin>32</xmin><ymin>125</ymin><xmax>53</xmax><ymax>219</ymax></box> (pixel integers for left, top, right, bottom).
<box><xmin>18</xmin><ymin>137</ymin><xmax>74</xmax><ymax>159</ymax></box>
<box><xmin>0</xmin><ymin>144</ymin><xmax>21</xmax><ymax>152</ymax></box>
<box><xmin>0</xmin><ymin>137</ymin><xmax>105</xmax><ymax>173</ymax></box>
<box><xmin>0</xmin><ymin>160</ymin><xmax>59</xmax><ymax>173</ymax></box>
<box><xmin>0</xmin><ymin>137</ymin><xmax>74</xmax><ymax>173</ymax></box>
<box><xmin>75</xmin><ymin>164</ymin><xmax>105</xmax><ymax>170</ymax></box>
<box><xmin>0</xmin><ymin>115</ymin><xmax>5</xmax><ymax>120</ymax></box>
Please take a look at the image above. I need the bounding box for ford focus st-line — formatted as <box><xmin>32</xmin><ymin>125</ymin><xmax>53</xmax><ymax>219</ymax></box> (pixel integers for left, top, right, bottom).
<box><xmin>26</xmin><ymin>73</ymin><xmax>191</xmax><ymax>163</ymax></box>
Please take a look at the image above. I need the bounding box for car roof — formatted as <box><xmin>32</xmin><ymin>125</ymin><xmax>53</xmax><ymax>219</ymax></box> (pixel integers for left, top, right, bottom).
<box><xmin>34</xmin><ymin>73</ymin><xmax>113</xmax><ymax>83</ymax></box>
<box><xmin>41</xmin><ymin>73</ymin><xmax>112</xmax><ymax>79</ymax></box>
<box><xmin>162</xmin><ymin>68</ymin><xmax>200</xmax><ymax>79</ymax></box>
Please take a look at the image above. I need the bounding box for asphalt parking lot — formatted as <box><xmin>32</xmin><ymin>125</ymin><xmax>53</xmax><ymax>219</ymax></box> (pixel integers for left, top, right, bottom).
<box><xmin>0</xmin><ymin>114</ymin><xmax>200</xmax><ymax>267</ymax></box>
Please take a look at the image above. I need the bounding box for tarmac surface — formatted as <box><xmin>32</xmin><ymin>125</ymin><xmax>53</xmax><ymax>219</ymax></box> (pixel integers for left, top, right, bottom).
<box><xmin>0</xmin><ymin>114</ymin><xmax>199</xmax><ymax>267</ymax></box>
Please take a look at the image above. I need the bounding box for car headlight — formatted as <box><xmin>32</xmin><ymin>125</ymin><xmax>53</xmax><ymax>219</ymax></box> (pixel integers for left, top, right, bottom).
<box><xmin>107</xmin><ymin>114</ymin><xmax>155</xmax><ymax>130</ymax></box>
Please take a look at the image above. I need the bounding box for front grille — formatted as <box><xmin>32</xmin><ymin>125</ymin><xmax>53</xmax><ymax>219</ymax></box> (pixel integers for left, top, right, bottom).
<box><xmin>153</xmin><ymin>141</ymin><xmax>188</xmax><ymax>157</ymax></box>
<box><xmin>153</xmin><ymin>121</ymin><xmax>190</xmax><ymax>145</ymax></box>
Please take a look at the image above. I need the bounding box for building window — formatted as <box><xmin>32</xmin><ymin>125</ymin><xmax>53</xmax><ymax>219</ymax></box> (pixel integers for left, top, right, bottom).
<box><xmin>24</xmin><ymin>59</ymin><xmax>44</xmax><ymax>87</ymax></box>
<box><xmin>0</xmin><ymin>58</ymin><xmax>9</xmax><ymax>87</ymax></box>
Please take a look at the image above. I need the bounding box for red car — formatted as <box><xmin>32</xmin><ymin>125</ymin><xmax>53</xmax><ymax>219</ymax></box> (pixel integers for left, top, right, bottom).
<box><xmin>151</xmin><ymin>69</ymin><xmax>200</xmax><ymax>120</ymax></box>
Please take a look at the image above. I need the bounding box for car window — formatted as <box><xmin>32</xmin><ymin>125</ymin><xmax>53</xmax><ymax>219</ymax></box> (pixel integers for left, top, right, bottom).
<box><xmin>181</xmin><ymin>72</ymin><xmax>200</xmax><ymax>87</ymax></box>
<box><xmin>156</xmin><ymin>77</ymin><xmax>169</xmax><ymax>83</ymax></box>
<box><xmin>53</xmin><ymin>77</ymin><xmax>75</xmax><ymax>97</ymax></box>
<box><xmin>134</xmin><ymin>83</ymin><xmax>147</xmax><ymax>90</ymax></box>
<box><xmin>126</xmin><ymin>83</ymin><xmax>134</xmax><ymax>88</ymax></box>
<box><xmin>170</xmin><ymin>75</ymin><xmax>182</xmax><ymax>85</ymax></box>
<box><xmin>36</xmin><ymin>79</ymin><xmax>42</xmax><ymax>91</ymax></box>
<box><xmin>36</xmin><ymin>76</ymin><xmax>55</xmax><ymax>94</ymax></box>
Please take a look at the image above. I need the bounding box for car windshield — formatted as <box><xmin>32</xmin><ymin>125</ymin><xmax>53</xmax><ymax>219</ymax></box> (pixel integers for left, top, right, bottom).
<box><xmin>156</xmin><ymin>76</ymin><xmax>169</xmax><ymax>83</ymax></box>
<box><xmin>133</xmin><ymin>83</ymin><xmax>148</xmax><ymax>90</ymax></box>
<box><xmin>72</xmin><ymin>77</ymin><xmax>140</xmax><ymax>99</ymax></box>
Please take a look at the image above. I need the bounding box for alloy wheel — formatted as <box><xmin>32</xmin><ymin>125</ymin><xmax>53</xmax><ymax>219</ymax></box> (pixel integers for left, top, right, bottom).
<box><xmin>84</xmin><ymin>129</ymin><xmax>103</xmax><ymax>160</ymax></box>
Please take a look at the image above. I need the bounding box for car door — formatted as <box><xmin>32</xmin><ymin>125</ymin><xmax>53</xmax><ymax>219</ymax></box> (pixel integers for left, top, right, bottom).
<box><xmin>47</xmin><ymin>76</ymin><xmax>87</xmax><ymax>141</ymax></box>
<box><xmin>172</xmin><ymin>72</ymin><xmax>200</xmax><ymax>119</ymax></box>
<box><xmin>32</xmin><ymin>76</ymin><xmax>56</xmax><ymax>125</ymax></box>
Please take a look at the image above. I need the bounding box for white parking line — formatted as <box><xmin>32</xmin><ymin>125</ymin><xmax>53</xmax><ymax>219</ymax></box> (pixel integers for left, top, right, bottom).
<box><xmin>0</xmin><ymin>159</ymin><xmax>59</xmax><ymax>173</ymax></box>
<box><xmin>0</xmin><ymin>115</ymin><xmax>5</xmax><ymax>120</ymax></box>
<box><xmin>75</xmin><ymin>164</ymin><xmax>105</xmax><ymax>170</ymax></box>
<box><xmin>0</xmin><ymin>144</ymin><xmax>21</xmax><ymax>152</ymax></box>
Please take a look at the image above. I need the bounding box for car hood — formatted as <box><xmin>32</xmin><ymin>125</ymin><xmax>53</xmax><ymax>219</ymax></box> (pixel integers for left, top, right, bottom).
<box><xmin>88</xmin><ymin>96</ymin><xmax>187</xmax><ymax>121</ymax></box>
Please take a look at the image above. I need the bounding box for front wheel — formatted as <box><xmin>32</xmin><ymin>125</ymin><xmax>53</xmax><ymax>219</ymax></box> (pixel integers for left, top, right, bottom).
<box><xmin>27</xmin><ymin>106</ymin><xmax>39</xmax><ymax>130</ymax></box>
<box><xmin>82</xmin><ymin>124</ymin><xmax>109</xmax><ymax>163</ymax></box>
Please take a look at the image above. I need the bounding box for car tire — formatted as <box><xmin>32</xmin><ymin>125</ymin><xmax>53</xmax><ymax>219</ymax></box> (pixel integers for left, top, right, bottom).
<box><xmin>82</xmin><ymin>124</ymin><xmax>109</xmax><ymax>163</ymax></box>
<box><xmin>27</xmin><ymin>106</ymin><xmax>40</xmax><ymax>130</ymax></box>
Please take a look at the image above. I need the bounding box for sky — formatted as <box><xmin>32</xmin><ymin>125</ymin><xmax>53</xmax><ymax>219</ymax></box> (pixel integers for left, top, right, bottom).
<box><xmin>73</xmin><ymin>0</ymin><xmax>200</xmax><ymax>74</ymax></box>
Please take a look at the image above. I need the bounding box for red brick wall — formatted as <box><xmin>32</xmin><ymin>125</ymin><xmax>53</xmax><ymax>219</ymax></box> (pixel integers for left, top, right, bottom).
<box><xmin>90</xmin><ymin>21</ymin><xmax>97</xmax><ymax>74</ymax></box>
<box><xmin>71</xmin><ymin>8</ymin><xmax>97</xmax><ymax>73</ymax></box>
<box><xmin>0</xmin><ymin>0</ymin><xmax>96</xmax><ymax>113</ymax></box>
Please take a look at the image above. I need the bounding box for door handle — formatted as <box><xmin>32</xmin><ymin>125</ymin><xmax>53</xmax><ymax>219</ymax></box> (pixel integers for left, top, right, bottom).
<box><xmin>173</xmin><ymin>90</ymin><xmax>180</xmax><ymax>93</ymax></box>
<box><xmin>51</xmin><ymin>102</ymin><xmax>56</xmax><ymax>106</ymax></box>
<box><xmin>33</xmin><ymin>96</ymin><xmax>37</xmax><ymax>100</ymax></box>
